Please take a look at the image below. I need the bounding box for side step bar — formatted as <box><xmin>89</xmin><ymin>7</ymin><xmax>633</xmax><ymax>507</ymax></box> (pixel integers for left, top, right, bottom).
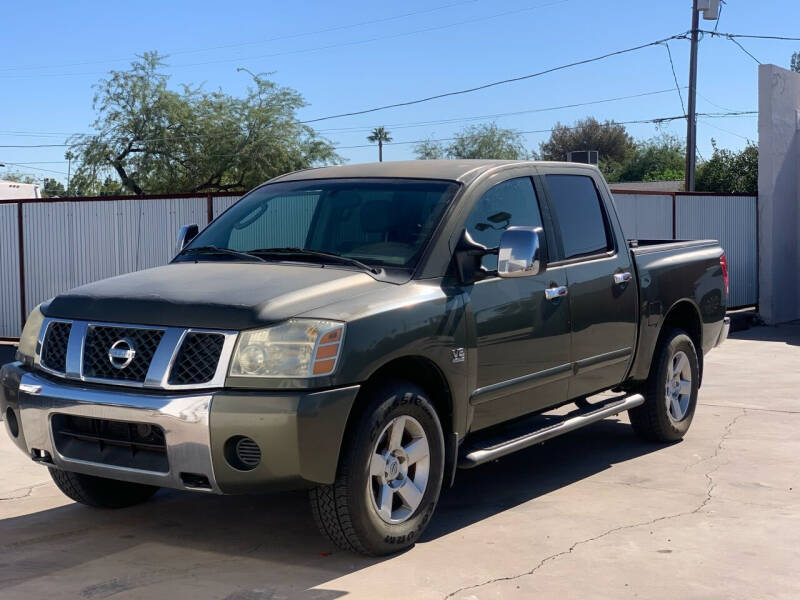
<box><xmin>458</xmin><ymin>393</ymin><xmax>645</xmax><ymax>469</ymax></box>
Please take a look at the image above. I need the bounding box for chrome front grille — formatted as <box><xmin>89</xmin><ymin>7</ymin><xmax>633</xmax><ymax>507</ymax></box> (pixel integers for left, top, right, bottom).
<box><xmin>168</xmin><ymin>332</ymin><xmax>226</xmax><ymax>385</ymax></box>
<box><xmin>83</xmin><ymin>326</ymin><xmax>164</xmax><ymax>383</ymax></box>
<box><xmin>40</xmin><ymin>321</ymin><xmax>71</xmax><ymax>373</ymax></box>
<box><xmin>35</xmin><ymin>318</ymin><xmax>237</xmax><ymax>390</ymax></box>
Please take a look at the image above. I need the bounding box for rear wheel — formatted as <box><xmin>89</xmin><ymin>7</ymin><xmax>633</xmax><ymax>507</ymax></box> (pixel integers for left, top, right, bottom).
<box><xmin>309</xmin><ymin>380</ymin><xmax>445</xmax><ymax>556</ymax></box>
<box><xmin>49</xmin><ymin>468</ymin><xmax>159</xmax><ymax>508</ymax></box>
<box><xmin>629</xmin><ymin>329</ymin><xmax>699</xmax><ymax>442</ymax></box>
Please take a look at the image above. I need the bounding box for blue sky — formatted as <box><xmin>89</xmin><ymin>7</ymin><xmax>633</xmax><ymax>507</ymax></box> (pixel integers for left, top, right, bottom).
<box><xmin>1</xmin><ymin>0</ymin><xmax>797</xmax><ymax>184</ymax></box>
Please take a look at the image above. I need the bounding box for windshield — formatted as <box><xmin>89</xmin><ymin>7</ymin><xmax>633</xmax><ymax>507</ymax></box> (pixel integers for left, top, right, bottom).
<box><xmin>181</xmin><ymin>178</ymin><xmax>459</xmax><ymax>269</ymax></box>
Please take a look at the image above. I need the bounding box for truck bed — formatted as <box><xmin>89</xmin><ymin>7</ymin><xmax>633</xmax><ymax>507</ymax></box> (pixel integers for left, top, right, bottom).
<box><xmin>625</xmin><ymin>237</ymin><xmax>726</xmax><ymax>383</ymax></box>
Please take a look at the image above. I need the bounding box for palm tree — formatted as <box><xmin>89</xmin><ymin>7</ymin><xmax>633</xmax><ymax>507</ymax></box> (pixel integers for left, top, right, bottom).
<box><xmin>367</xmin><ymin>126</ymin><xmax>392</xmax><ymax>162</ymax></box>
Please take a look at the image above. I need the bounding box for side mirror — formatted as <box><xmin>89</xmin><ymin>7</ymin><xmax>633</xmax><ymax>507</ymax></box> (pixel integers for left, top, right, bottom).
<box><xmin>497</xmin><ymin>226</ymin><xmax>546</xmax><ymax>278</ymax></box>
<box><xmin>175</xmin><ymin>223</ymin><xmax>199</xmax><ymax>255</ymax></box>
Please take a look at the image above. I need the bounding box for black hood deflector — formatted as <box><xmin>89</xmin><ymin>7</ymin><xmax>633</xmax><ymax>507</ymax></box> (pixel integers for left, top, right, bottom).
<box><xmin>44</xmin><ymin>262</ymin><xmax>383</xmax><ymax>330</ymax></box>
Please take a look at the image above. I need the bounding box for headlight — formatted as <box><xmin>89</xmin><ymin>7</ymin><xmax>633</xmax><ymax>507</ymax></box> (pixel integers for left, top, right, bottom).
<box><xmin>229</xmin><ymin>319</ymin><xmax>345</xmax><ymax>378</ymax></box>
<box><xmin>16</xmin><ymin>305</ymin><xmax>45</xmax><ymax>365</ymax></box>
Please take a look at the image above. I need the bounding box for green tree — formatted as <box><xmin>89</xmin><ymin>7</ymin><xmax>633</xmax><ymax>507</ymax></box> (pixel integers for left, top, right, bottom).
<box><xmin>0</xmin><ymin>170</ymin><xmax>38</xmax><ymax>184</ymax></box>
<box><xmin>791</xmin><ymin>51</ymin><xmax>800</xmax><ymax>73</ymax></box>
<box><xmin>367</xmin><ymin>126</ymin><xmax>392</xmax><ymax>162</ymax></box>
<box><xmin>414</xmin><ymin>139</ymin><xmax>446</xmax><ymax>160</ymax></box>
<box><xmin>608</xmin><ymin>134</ymin><xmax>685</xmax><ymax>183</ymax></box>
<box><xmin>695</xmin><ymin>140</ymin><xmax>758</xmax><ymax>194</ymax></box>
<box><xmin>539</xmin><ymin>117</ymin><xmax>634</xmax><ymax>175</ymax></box>
<box><xmin>68</xmin><ymin>52</ymin><xmax>341</xmax><ymax>195</ymax></box>
<box><xmin>414</xmin><ymin>123</ymin><xmax>531</xmax><ymax>160</ymax></box>
<box><xmin>42</xmin><ymin>178</ymin><xmax>67</xmax><ymax>197</ymax></box>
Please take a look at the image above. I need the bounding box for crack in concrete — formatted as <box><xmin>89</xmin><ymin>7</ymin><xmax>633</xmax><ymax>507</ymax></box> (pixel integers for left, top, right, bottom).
<box><xmin>700</xmin><ymin>402</ymin><xmax>800</xmax><ymax>415</ymax></box>
<box><xmin>0</xmin><ymin>481</ymin><xmax>49</xmax><ymax>502</ymax></box>
<box><xmin>443</xmin><ymin>410</ymin><xmax>748</xmax><ymax>600</ymax></box>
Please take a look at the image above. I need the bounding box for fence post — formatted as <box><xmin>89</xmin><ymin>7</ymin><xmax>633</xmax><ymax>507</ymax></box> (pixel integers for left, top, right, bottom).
<box><xmin>206</xmin><ymin>193</ymin><xmax>213</xmax><ymax>225</ymax></box>
<box><xmin>17</xmin><ymin>202</ymin><xmax>26</xmax><ymax>326</ymax></box>
<box><xmin>672</xmin><ymin>193</ymin><xmax>677</xmax><ymax>239</ymax></box>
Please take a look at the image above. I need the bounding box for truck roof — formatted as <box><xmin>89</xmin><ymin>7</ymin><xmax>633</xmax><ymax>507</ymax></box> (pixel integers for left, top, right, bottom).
<box><xmin>270</xmin><ymin>159</ymin><xmax>597</xmax><ymax>186</ymax></box>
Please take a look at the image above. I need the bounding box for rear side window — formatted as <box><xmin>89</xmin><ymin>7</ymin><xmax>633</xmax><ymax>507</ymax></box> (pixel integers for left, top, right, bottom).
<box><xmin>466</xmin><ymin>177</ymin><xmax>543</xmax><ymax>270</ymax></box>
<box><xmin>545</xmin><ymin>174</ymin><xmax>612</xmax><ymax>259</ymax></box>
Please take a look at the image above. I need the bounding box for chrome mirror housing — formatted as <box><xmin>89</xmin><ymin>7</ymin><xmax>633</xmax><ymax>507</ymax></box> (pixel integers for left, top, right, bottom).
<box><xmin>175</xmin><ymin>223</ymin><xmax>199</xmax><ymax>256</ymax></box>
<box><xmin>497</xmin><ymin>226</ymin><xmax>545</xmax><ymax>278</ymax></box>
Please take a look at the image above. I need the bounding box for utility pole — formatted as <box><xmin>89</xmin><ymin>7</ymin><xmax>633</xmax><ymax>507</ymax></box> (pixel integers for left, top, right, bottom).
<box><xmin>685</xmin><ymin>0</ymin><xmax>720</xmax><ymax>192</ymax></box>
<box><xmin>65</xmin><ymin>151</ymin><xmax>74</xmax><ymax>196</ymax></box>
<box><xmin>685</xmin><ymin>0</ymin><xmax>700</xmax><ymax>192</ymax></box>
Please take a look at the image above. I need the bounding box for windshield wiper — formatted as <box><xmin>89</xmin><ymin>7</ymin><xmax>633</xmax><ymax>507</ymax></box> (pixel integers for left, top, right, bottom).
<box><xmin>248</xmin><ymin>247</ymin><xmax>381</xmax><ymax>274</ymax></box>
<box><xmin>179</xmin><ymin>245</ymin><xmax>267</xmax><ymax>263</ymax></box>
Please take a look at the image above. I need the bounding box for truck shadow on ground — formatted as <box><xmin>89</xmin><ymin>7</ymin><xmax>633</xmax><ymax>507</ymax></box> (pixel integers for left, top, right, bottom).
<box><xmin>0</xmin><ymin>418</ymin><xmax>667</xmax><ymax>598</ymax></box>
<box><xmin>729</xmin><ymin>321</ymin><xmax>800</xmax><ymax>346</ymax></box>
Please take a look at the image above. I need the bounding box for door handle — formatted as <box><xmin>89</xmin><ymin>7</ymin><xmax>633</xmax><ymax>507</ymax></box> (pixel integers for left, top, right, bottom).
<box><xmin>613</xmin><ymin>272</ymin><xmax>632</xmax><ymax>285</ymax></box>
<box><xmin>545</xmin><ymin>285</ymin><xmax>568</xmax><ymax>300</ymax></box>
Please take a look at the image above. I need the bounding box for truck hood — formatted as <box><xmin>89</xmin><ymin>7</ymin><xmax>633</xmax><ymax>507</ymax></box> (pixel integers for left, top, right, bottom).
<box><xmin>43</xmin><ymin>262</ymin><xmax>386</xmax><ymax>330</ymax></box>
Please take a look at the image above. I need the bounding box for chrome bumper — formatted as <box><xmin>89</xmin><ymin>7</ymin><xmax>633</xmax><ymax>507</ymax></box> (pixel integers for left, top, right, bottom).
<box><xmin>716</xmin><ymin>316</ymin><xmax>731</xmax><ymax>347</ymax></box>
<box><xmin>11</xmin><ymin>370</ymin><xmax>221</xmax><ymax>493</ymax></box>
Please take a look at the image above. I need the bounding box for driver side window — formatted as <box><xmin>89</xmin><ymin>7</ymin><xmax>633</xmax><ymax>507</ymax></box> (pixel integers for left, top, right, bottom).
<box><xmin>228</xmin><ymin>191</ymin><xmax>320</xmax><ymax>250</ymax></box>
<box><xmin>466</xmin><ymin>177</ymin><xmax>543</xmax><ymax>270</ymax></box>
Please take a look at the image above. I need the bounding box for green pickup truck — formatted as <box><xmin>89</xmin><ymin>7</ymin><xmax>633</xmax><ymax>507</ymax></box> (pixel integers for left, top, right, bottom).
<box><xmin>1</xmin><ymin>160</ymin><xmax>729</xmax><ymax>555</ymax></box>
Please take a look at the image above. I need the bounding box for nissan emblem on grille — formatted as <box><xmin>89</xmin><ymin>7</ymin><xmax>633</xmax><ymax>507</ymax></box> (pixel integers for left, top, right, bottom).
<box><xmin>108</xmin><ymin>338</ymin><xmax>137</xmax><ymax>369</ymax></box>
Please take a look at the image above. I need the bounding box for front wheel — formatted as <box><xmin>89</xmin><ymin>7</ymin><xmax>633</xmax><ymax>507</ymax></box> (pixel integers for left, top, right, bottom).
<box><xmin>628</xmin><ymin>328</ymin><xmax>699</xmax><ymax>442</ymax></box>
<box><xmin>310</xmin><ymin>381</ymin><xmax>445</xmax><ymax>556</ymax></box>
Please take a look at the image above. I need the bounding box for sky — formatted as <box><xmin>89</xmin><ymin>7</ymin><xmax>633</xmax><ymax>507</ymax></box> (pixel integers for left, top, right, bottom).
<box><xmin>1</xmin><ymin>0</ymin><xmax>798</xmax><ymax>185</ymax></box>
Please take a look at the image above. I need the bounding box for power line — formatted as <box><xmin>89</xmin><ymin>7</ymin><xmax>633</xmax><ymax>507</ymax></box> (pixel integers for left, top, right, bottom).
<box><xmin>662</xmin><ymin>42</ymin><xmax>686</xmax><ymax>116</ymax></box>
<box><xmin>0</xmin><ymin>88</ymin><xmax>689</xmax><ymax>148</ymax></box>
<box><xmin>0</xmin><ymin>161</ymin><xmax>69</xmax><ymax>164</ymax></box>
<box><xmin>699</xmin><ymin>117</ymin><xmax>753</xmax><ymax>141</ymax></box>
<box><xmin>332</xmin><ymin>112</ymin><xmax>754</xmax><ymax>149</ymax></box>
<box><xmin>702</xmin><ymin>30</ymin><xmax>800</xmax><ymax>42</ymax></box>
<box><xmin>726</xmin><ymin>36</ymin><xmax>762</xmax><ymax>65</ymax></box>
<box><xmin>0</xmin><ymin>0</ymin><xmax>572</xmax><ymax>79</ymax></box>
<box><xmin>0</xmin><ymin>162</ymin><xmax>68</xmax><ymax>175</ymax></box>
<box><xmin>0</xmin><ymin>110</ymin><xmax>756</xmax><ymax>151</ymax></box>
<box><xmin>0</xmin><ymin>0</ymin><xmax>480</xmax><ymax>74</ymax></box>
<box><xmin>175</xmin><ymin>0</ymin><xmax>572</xmax><ymax>71</ymax></box>
<box><xmin>299</xmin><ymin>32</ymin><xmax>691</xmax><ymax>123</ymax></box>
<box><xmin>713</xmin><ymin>0</ymin><xmax>725</xmax><ymax>33</ymax></box>
<box><xmin>0</xmin><ymin>89</ymin><xmax>682</xmax><ymax>141</ymax></box>
<box><xmin>316</xmin><ymin>88</ymin><xmax>684</xmax><ymax>133</ymax></box>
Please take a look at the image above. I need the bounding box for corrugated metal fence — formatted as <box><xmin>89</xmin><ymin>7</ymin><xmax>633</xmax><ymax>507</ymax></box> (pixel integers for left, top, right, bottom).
<box><xmin>0</xmin><ymin>193</ymin><xmax>241</xmax><ymax>339</ymax></box>
<box><xmin>610</xmin><ymin>190</ymin><xmax>758</xmax><ymax>309</ymax></box>
<box><xmin>0</xmin><ymin>189</ymin><xmax>757</xmax><ymax>338</ymax></box>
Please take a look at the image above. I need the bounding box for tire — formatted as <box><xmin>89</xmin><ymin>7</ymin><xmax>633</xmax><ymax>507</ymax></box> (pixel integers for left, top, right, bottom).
<box><xmin>49</xmin><ymin>468</ymin><xmax>159</xmax><ymax>508</ymax></box>
<box><xmin>629</xmin><ymin>329</ymin><xmax>699</xmax><ymax>442</ymax></box>
<box><xmin>309</xmin><ymin>380</ymin><xmax>445</xmax><ymax>556</ymax></box>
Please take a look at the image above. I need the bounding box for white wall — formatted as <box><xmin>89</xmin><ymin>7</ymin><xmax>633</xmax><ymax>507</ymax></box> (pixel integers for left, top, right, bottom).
<box><xmin>758</xmin><ymin>64</ymin><xmax>800</xmax><ymax>324</ymax></box>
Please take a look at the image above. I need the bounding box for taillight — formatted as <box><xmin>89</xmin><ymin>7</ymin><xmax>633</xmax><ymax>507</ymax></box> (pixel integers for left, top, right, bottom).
<box><xmin>720</xmin><ymin>253</ymin><xmax>729</xmax><ymax>298</ymax></box>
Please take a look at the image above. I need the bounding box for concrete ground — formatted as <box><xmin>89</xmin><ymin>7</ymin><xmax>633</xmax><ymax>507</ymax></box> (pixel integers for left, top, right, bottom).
<box><xmin>0</xmin><ymin>325</ymin><xmax>798</xmax><ymax>599</ymax></box>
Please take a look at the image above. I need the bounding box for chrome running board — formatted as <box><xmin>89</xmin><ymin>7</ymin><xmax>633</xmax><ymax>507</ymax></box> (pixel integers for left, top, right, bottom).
<box><xmin>458</xmin><ymin>393</ymin><xmax>645</xmax><ymax>469</ymax></box>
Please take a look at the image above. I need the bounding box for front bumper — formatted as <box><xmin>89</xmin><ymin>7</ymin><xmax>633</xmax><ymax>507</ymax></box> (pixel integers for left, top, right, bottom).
<box><xmin>1</xmin><ymin>363</ymin><xmax>359</xmax><ymax>494</ymax></box>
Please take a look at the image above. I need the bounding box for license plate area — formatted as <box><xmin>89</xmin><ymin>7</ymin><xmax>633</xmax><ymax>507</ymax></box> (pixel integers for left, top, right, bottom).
<box><xmin>51</xmin><ymin>414</ymin><xmax>169</xmax><ymax>473</ymax></box>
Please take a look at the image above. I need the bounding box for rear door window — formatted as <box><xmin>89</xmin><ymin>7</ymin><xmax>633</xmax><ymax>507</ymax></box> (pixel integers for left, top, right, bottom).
<box><xmin>545</xmin><ymin>174</ymin><xmax>612</xmax><ymax>259</ymax></box>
